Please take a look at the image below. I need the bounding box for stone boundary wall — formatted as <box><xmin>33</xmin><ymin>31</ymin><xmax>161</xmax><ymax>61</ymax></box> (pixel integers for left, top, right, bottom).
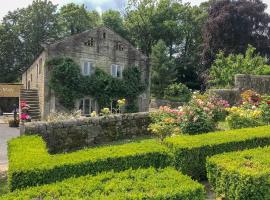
<box><xmin>150</xmin><ymin>99</ymin><xmax>183</xmax><ymax>109</ymax></box>
<box><xmin>210</xmin><ymin>74</ymin><xmax>270</xmax><ymax>105</ymax></box>
<box><xmin>21</xmin><ymin>112</ymin><xmax>151</xmax><ymax>154</ymax></box>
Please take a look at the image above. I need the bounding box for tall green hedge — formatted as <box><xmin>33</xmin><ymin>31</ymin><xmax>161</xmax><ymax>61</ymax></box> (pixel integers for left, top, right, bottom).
<box><xmin>164</xmin><ymin>126</ymin><xmax>270</xmax><ymax>180</ymax></box>
<box><xmin>1</xmin><ymin>168</ymin><xmax>205</xmax><ymax>200</ymax></box>
<box><xmin>207</xmin><ymin>147</ymin><xmax>270</xmax><ymax>200</ymax></box>
<box><xmin>8</xmin><ymin>136</ymin><xmax>172</xmax><ymax>191</ymax></box>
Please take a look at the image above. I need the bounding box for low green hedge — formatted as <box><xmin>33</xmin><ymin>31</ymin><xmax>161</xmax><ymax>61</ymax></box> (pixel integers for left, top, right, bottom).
<box><xmin>207</xmin><ymin>147</ymin><xmax>270</xmax><ymax>200</ymax></box>
<box><xmin>8</xmin><ymin>136</ymin><xmax>171</xmax><ymax>191</ymax></box>
<box><xmin>1</xmin><ymin>168</ymin><xmax>205</xmax><ymax>200</ymax></box>
<box><xmin>164</xmin><ymin>126</ymin><xmax>270</xmax><ymax>180</ymax></box>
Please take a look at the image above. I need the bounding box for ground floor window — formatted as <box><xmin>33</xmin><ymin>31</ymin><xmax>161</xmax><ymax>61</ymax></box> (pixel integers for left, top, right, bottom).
<box><xmin>78</xmin><ymin>98</ymin><xmax>96</xmax><ymax>116</ymax></box>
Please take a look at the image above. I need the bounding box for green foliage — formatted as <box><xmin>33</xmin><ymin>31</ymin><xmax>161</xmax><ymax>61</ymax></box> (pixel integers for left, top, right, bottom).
<box><xmin>151</xmin><ymin>40</ymin><xmax>176</xmax><ymax>98</ymax></box>
<box><xmin>164</xmin><ymin>83</ymin><xmax>191</xmax><ymax>102</ymax></box>
<box><xmin>0</xmin><ymin>0</ymin><xmax>59</xmax><ymax>82</ymax></box>
<box><xmin>209</xmin><ymin>46</ymin><xmax>270</xmax><ymax>88</ymax></box>
<box><xmin>48</xmin><ymin>57</ymin><xmax>145</xmax><ymax>111</ymax></box>
<box><xmin>1</xmin><ymin>168</ymin><xmax>205</xmax><ymax>200</ymax></box>
<box><xmin>102</xmin><ymin>10</ymin><xmax>128</xmax><ymax>39</ymax></box>
<box><xmin>226</xmin><ymin>113</ymin><xmax>262</xmax><ymax>129</ymax></box>
<box><xmin>207</xmin><ymin>146</ymin><xmax>270</xmax><ymax>200</ymax></box>
<box><xmin>164</xmin><ymin>126</ymin><xmax>270</xmax><ymax>180</ymax></box>
<box><xmin>48</xmin><ymin>57</ymin><xmax>82</xmax><ymax>109</ymax></box>
<box><xmin>59</xmin><ymin>3</ymin><xmax>100</xmax><ymax>36</ymax></box>
<box><xmin>8</xmin><ymin>136</ymin><xmax>171</xmax><ymax>191</ymax></box>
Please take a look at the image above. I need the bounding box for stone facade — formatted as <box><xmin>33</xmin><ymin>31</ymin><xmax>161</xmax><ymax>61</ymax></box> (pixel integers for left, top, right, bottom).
<box><xmin>21</xmin><ymin>27</ymin><xmax>150</xmax><ymax>120</ymax></box>
<box><xmin>210</xmin><ymin>74</ymin><xmax>270</xmax><ymax>105</ymax></box>
<box><xmin>21</xmin><ymin>112</ymin><xmax>151</xmax><ymax>153</ymax></box>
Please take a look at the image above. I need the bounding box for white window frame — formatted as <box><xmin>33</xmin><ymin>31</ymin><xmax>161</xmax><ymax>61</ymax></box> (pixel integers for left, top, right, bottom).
<box><xmin>82</xmin><ymin>61</ymin><xmax>94</xmax><ymax>76</ymax></box>
<box><xmin>111</xmin><ymin>64</ymin><xmax>123</xmax><ymax>78</ymax></box>
<box><xmin>79</xmin><ymin>98</ymin><xmax>97</xmax><ymax>116</ymax></box>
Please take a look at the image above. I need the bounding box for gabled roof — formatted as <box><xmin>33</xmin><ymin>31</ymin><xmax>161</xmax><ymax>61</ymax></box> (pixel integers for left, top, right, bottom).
<box><xmin>43</xmin><ymin>26</ymin><xmax>147</xmax><ymax>59</ymax></box>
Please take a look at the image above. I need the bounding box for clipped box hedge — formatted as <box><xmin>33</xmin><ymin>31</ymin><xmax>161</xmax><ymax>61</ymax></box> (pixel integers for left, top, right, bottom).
<box><xmin>8</xmin><ymin>136</ymin><xmax>172</xmax><ymax>191</ymax></box>
<box><xmin>164</xmin><ymin>126</ymin><xmax>270</xmax><ymax>180</ymax></box>
<box><xmin>1</xmin><ymin>168</ymin><xmax>205</xmax><ymax>200</ymax></box>
<box><xmin>207</xmin><ymin>147</ymin><xmax>270</xmax><ymax>200</ymax></box>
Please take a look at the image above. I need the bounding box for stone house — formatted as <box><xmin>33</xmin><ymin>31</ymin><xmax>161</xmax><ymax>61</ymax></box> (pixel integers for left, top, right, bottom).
<box><xmin>21</xmin><ymin>27</ymin><xmax>150</xmax><ymax>120</ymax></box>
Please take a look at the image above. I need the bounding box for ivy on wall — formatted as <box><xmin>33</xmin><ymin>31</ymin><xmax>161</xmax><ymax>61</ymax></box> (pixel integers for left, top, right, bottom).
<box><xmin>48</xmin><ymin>57</ymin><xmax>146</xmax><ymax>112</ymax></box>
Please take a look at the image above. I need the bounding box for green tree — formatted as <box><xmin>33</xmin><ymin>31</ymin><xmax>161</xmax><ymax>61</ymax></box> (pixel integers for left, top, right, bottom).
<box><xmin>151</xmin><ymin>40</ymin><xmax>176</xmax><ymax>98</ymax></box>
<box><xmin>59</xmin><ymin>3</ymin><xmax>95</xmax><ymax>36</ymax></box>
<box><xmin>102</xmin><ymin>10</ymin><xmax>128</xmax><ymax>38</ymax></box>
<box><xmin>1</xmin><ymin>0</ymin><xmax>59</xmax><ymax>82</ymax></box>
<box><xmin>209</xmin><ymin>46</ymin><xmax>270</xmax><ymax>88</ymax></box>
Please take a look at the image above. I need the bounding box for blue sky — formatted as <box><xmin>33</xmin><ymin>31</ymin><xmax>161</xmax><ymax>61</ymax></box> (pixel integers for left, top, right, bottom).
<box><xmin>0</xmin><ymin>0</ymin><xmax>270</xmax><ymax>19</ymax></box>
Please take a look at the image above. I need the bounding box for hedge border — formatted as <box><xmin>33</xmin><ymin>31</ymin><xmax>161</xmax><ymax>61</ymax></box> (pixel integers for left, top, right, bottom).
<box><xmin>1</xmin><ymin>168</ymin><xmax>205</xmax><ymax>200</ymax></box>
<box><xmin>8</xmin><ymin>136</ymin><xmax>172</xmax><ymax>191</ymax></box>
<box><xmin>206</xmin><ymin>147</ymin><xmax>270</xmax><ymax>200</ymax></box>
<box><xmin>164</xmin><ymin>126</ymin><xmax>270</xmax><ymax>180</ymax></box>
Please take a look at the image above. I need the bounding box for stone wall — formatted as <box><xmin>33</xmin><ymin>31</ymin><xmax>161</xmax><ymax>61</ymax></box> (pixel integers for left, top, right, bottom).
<box><xmin>21</xmin><ymin>112</ymin><xmax>151</xmax><ymax>154</ymax></box>
<box><xmin>210</xmin><ymin>74</ymin><xmax>270</xmax><ymax>105</ymax></box>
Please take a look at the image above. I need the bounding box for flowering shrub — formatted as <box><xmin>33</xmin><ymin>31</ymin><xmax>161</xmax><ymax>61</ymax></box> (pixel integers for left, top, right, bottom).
<box><xmin>148</xmin><ymin>94</ymin><xmax>229</xmax><ymax>138</ymax></box>
<box><xmin>226</xmin><ymin>90</ymin><xmax>270</xmax><ymax>129</ymax></box>
<box><xmin>20</xmin><ymin>101</ymin><xmax>31</xmax><ymax>122</ymax></box>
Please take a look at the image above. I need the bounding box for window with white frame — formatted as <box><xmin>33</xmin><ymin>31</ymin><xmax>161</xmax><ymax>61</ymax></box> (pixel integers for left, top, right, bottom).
<box><xmin>82</xmin><ymin>61</ymin><xmax>94</xmax><ymax>76</ymax></box>
<box><xmin>79</xmin><ymin>98</ymin><xmax>96</xmax><ymax>116</ymax></box>
<box><xmin>111</xmin><ymin>64</ymin><xmax>122</xmax><ymax>78</ymax></box>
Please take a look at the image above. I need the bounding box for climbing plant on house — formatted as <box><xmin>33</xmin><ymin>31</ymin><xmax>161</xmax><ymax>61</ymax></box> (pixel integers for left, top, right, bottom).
<box><xmin>48</xmin><ymin>57</ymin><xmax>145</xmax><ymax>112</ymax></box>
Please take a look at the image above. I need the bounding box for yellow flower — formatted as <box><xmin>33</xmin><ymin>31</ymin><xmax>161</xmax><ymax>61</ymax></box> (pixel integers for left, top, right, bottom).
<box><xmin>90</xmin><ymin>111</ymin><xmax>97</xmax><ymax>117</ymax></box>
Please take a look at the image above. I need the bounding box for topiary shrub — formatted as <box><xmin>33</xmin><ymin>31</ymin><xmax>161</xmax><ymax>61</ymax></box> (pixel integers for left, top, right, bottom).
<box><xmin>207</xmin><ymin>146</ymin><xmax>270</xmax><ymax>200</ymax></box>
<box><xmin>164</xmin><ymin>126</ymin><xmax>270</xmax><ymax>180</ymax></box>
<box><xmin>1</xmin><ymin>168</ymin><xmax>205</xmax><ymax>200</ymax></box>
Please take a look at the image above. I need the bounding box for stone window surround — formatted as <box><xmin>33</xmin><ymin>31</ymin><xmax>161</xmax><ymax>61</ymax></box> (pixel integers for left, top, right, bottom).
<box><xmin>111</xmin><ymin>64</ymin><xmax>123</xmax><ymax>78</ymax></box>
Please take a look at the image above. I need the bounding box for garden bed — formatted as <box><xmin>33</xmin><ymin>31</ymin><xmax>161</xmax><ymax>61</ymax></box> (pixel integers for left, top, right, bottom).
<box><xmin>1</xmin><ymin>168</ymin><xmax>205</xmax><ymax>200</ymax></box>
<box><xmin>207</xmin><ymin>146</ymin><xmax>270</xmax><ymax>200</ymax></box>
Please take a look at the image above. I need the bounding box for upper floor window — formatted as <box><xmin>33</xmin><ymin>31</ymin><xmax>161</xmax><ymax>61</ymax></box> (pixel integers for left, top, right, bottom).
<box><xmin>115</xmin><ymin>42</ymin><xmax>124</xmax><ymax>51</ymax></box>
<box><xmin>84</xmin><ymin>38</ymin><xmax>94</xmax><ymax>47</ymax></box>
<box><xmin>82</xmin><ymin>61</ymin><xmax>94</xmax><ymax>76</ymax></box>
<box><xmin>103</xmin><ymin>32</ymin><xmax>106</xmax><ymax>39</ymax></box>
<box><xmin>111</xmin><ymin>64</ymin><xmax>122</xmax><ymax>78</ymax></box>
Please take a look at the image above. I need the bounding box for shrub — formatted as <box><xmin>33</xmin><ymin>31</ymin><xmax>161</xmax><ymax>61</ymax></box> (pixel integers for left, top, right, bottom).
<box><xmin>226</xmin><ymin>90</ymin><xmax>270</xmax><ymax>129</ymax></box>
<box><xmin>164</xmin><ymin>126</ymin><xmax>270</xmax><ymax>180</ymax></box>
<box><xmin>164</xmin><ymin>83</ymin><xmax>191</xmax><ymax>103</ymax></box>
<box><xmin>207</xmin><ymin>147</ymin><xmax>270</xmax><ymax>200</ymax></box>
<box><xmin>209</xmin><ymin>45</ymin><xmax>270</xmax><ymax>88</ymax></box>
<box><xmin>8</xmin><ymin>136</ymin><xmax>172</xmax><ymax>191</ymax></box>
<box><xmin>148</xmin><ymin>94</ymin><xmax>229</xmax><ymax>136</ymax></box>
<box><xmin>1</xmin><ymin>168</ymin><xmax>205</xmax><ymax>200</ymax></box>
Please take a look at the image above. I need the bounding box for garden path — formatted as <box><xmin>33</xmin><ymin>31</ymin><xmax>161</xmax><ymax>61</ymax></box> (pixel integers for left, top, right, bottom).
<box><xmin>0</xmin><ymin>124</ymin><xmax>20</xmax><ymax>170</ymax></box>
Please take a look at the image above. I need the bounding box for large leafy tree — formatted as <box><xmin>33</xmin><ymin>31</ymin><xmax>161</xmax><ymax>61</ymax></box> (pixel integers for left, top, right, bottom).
<box><xmin>1</xmin><ymin>0</ymin><xmax>59</xmax><ymax>82</ymax></box>
<box><xmin>151</xmin><ymin>40</ymin><xmax>176</xmax><ymax>98</ymax></box>
<box><xmin>59</xmin><ymin>3</ymin><xmax>100</xmax><ymax>36</ymax></box>
<box><xmin>102</xmin><ymin>10</ymin><xmax>128</xmax><ymax>39</ymax></box>
<box><xmin>202</xmin><ymin>0</ymin><xmax>270</xmax><ymax>70</ymax></box>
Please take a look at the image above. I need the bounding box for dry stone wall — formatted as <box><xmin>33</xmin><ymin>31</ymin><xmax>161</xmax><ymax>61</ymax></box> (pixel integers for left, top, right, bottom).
<box><xmin>21</xmin><ymin>112</ymin><xmax>151</xmax><ymax>153</ymax></box>
<box><xmin>210</xmin><ymin>74</ymin><xmax>270</xmax><ymax>105</ymax></box>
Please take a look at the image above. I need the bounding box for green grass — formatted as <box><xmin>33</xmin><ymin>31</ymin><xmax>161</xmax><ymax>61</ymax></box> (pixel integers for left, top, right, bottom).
<box><xmin>207</xmin><ymin>146</ymin><xmax>270</xmax><ymax>200</ymax></box>
<box><xmin>1</xmin><ymin>168</ymin><xmax>205</xmax><ymax>200</ymax></box>
<box><xmin>8</xmin><ymin>136</ymin><xmax>172</xmax><ymax>191</ymax></box>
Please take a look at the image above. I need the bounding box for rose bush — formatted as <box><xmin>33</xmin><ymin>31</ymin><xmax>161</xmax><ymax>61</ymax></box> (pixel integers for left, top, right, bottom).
<box><xmin>226</xmin><ymin>90</ymin><xmax>270</xmax><ymax>129</ymax></box>
<box><xmin>148</xmin><ymin>94</ymin><xmax>229</xmax><ymax>138</ymax></box>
